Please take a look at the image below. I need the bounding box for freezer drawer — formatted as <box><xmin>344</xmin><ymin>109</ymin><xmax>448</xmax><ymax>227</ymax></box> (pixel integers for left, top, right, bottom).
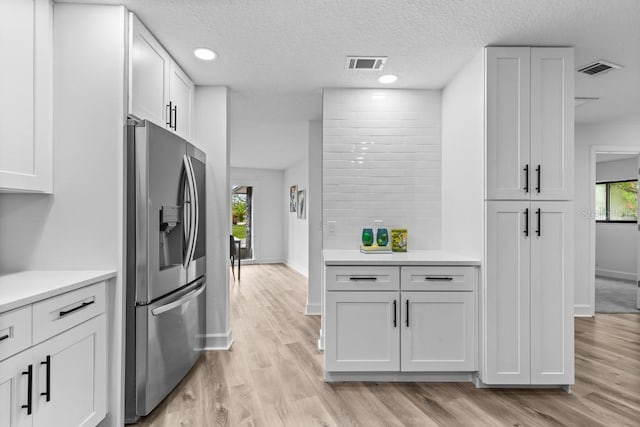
<box><xmin>135</xmin><ymin>278</ymin><xmax>205</xmax><ymax>417</ymax></box>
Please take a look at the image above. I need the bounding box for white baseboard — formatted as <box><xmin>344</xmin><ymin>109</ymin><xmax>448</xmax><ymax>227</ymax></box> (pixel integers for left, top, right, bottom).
<box><xmin>202</xmin><ymin>330</ymin><xmax>234</xmax><ymax>350</ymax></box>
<box><xmin>238</xmin><ymin>257</ymin><xmax>284</xmax><ymax>266</ymax></box>
<box><xmin>305</xmin><ymin>302</ymin><xmax>321</xmax><ymax>315</ymax></box>
<box><xmin>574</xmin><ymin>304</ymin><xmax>594</xmax><ymax>317</ymax></box>
<box><xmin>285</xmin><ymin>261</ymin><xmax>309</xmax><ymax>277</ymax></box>
<box><xmin>325</xmin><ymin>372</ymin><xmax>473</xmax><ymax>383</ymax></box>
<box><xmin>596</xmin><ymin>268</ymin><xmax>636</xmax><ymax>282</ymax></box>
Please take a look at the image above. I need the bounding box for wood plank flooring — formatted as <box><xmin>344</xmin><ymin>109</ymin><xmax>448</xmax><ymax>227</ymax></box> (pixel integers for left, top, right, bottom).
<box><xmin>135</xmin><ymin>264</ymin><xmax>640</xmax><ymax>426</ymax></box>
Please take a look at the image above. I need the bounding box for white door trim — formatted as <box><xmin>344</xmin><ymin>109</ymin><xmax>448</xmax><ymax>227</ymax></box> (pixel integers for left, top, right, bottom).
<box><xmin>588</xmin><ymin>146</ymin><xmax>640</xmax><ymax>316</ymax></box>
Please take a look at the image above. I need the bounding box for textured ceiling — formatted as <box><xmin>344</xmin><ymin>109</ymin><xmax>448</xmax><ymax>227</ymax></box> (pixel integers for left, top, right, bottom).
<box><xmin>61</xmin><ymin>0</ymin><xmax>640</xmax><ymax>169</ymax></box>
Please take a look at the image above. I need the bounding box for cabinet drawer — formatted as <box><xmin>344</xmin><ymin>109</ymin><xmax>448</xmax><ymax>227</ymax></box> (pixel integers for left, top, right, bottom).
<box><xmin>0</xmin><ymin>305</ymin><xmax>31</xmax><ymax>361</ymax></box>
<box><xmin>401</xmin><ymin>266</ymin><xmax>476</xmax><ymax>291</ymax></box>
<box><xmin>326</xmin><ymin>266</ymin><xmax>399</xmax><ymax>291</ymax></box>
<box><xmin>32</xmin><ymin>281</ymin><xmax>106</xmax><ymax>345</ymax></box>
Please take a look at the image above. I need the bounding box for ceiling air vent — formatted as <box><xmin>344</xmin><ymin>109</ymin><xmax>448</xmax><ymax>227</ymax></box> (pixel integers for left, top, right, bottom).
<box><xmin>577</xmin><ymin>60</ymin><xmax>622</xmax><ymax>76</ymax></box>
<box><xmin>346</xmin><ymin>56</ymin><xmax>387</xmax><ymax>71</ymax></box>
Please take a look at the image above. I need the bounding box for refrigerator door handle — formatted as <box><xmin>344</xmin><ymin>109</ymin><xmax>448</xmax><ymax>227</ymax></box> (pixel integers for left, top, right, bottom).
<box><xmin>182</xmin><ymin>155</ymin><xmax>198</xmax><ymax>269</ymax></box>
<box><xmin>150</xmin><ymin>282</ymin><xmax>206</xmax><ymax>316</ymax></box>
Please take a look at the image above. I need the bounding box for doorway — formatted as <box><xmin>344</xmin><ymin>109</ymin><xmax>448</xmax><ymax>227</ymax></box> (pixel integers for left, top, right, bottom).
<box><xmin>590</xmin><ymin>148</ymin><xmax>640</xmax><ymax>313</ymax></box>
<box><xmin>232</xmin><ymin>186</ymin><xmax>254</xmax><ymax>260</ymax></box>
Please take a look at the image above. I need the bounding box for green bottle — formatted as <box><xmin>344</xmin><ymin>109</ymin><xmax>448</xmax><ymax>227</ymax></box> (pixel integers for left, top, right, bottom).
<box><xmin>361</xmin><ymin>228</ymin><xmax>373</xmax><ymax>246</ymax></box>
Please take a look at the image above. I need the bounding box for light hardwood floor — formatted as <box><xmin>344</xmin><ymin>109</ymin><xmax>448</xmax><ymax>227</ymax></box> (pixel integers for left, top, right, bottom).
<box><xmin>135</xmin><ymin>264</ymin><xmax>640</xmax><ymax>426</ymax></box>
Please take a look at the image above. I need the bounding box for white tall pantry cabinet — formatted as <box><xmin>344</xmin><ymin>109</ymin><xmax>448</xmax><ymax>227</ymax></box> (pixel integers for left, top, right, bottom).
<box><xmin>442</xmin><ymin>46</ymin><xmax>574</xmax><ymax>387</ymax></box>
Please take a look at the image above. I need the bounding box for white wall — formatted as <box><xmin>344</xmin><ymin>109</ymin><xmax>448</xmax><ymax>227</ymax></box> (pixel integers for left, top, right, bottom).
<box><xmin>230</xmin><ymin>167</ymin><xmax>284</xmax><ymax>264</ymax></box>
<box><xmin>283</xmin><ymin>158</ymin><xmax>308</xmax><ymax>276</ymax></box>
<box><xmin>307</xmin><ymin>120</ymin><xmax>322</xmax><ymax>315</ymax></box>
<box><xmin>574</xmin><ymin>123</ymin><xmax>640</xmax><ymax>315</ymax></box>
<box><xmin>194</xmin><ymin>86</ymin><xmax>232</xmax><ymax>349</ymax></box>
<box><xmin>441</xmin><ymin>51</ymin><xmax>484</xmax><ymax>259</ymax></box>
<box><xmin>595</xmin><ymin>157</ymin><xmax>638</xmax><ymax>280</ymax></box>
<box><xmin>322</xmin><ymin>89</ymin><xmax>442</xmax><ymax>250</ymax></box>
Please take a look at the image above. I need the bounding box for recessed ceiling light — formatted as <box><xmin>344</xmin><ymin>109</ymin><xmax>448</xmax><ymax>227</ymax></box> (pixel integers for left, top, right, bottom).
<box><xmin>378</xmin><ymin>74</ymin><xmax>398</xmax><ymax>84</ymax></box>
<box><xmin>194</xmin><ymin>48</ymin><xmax>217</xmax><ymax>61</ymax></box>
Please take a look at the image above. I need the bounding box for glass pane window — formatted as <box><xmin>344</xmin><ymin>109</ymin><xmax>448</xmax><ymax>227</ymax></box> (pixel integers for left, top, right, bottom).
<box><xmin>595</xmin><ymin>180</ymin><xmax>638</xmax><ymax>222</ymax></box>
<box><xmin>595</xmin><ymin>184</ymin><xmax>607</xmax><ymax>221</ymax></box>
<box><xmin>609</xmin><ymin>181</ymin><xmax>638</xmax><ymax>221</ymax></box>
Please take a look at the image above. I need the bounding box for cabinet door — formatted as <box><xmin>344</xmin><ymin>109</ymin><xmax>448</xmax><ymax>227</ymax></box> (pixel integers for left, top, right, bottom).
<box><xmin>0</xmin><ymin>349</ymin><xmax>33</xmax><ymax>427</ymax></box>
<box><xmin>129</xmin><ymin>13</ymin><xmax>170</xmax><ymax>127</ymax></box>
<box><xmin>530</xmin><ymin>202</ymin><xmax>574</xmax><ymax>384</ymax></box>
<box><xmin>325</xmin><ymin>291</ymin><xmax>399</xmax><ymax>372</ymax></box>
<box><xmin>530</xmin><ymin>48</ymin><xmax>574</xmax><ymax>201</ymax></box>
<box><xmin>401</xmin><ymin>292</ymin><xmax>475</xmax><ymax>372</ymax></box>
<box><xmin>484</xmin><ymin>201</ymin><xmax>531</xmax><ymax>384</ymax></box>
<box><xmin>32</xmin><ymin>315</ymin><xmax>106</xmax><ymax>427</ymax></box>
<box><xmin>169</xmin><ymin>61</ymin><xmax>194</xmax><ymax>141</ymax></box>
<box><xmin>0</xmin><ymin>0</ymin><xmax>52</xmax><ymax>193</ymax></box>
<box><xmin>485</xmin><ymin>47</ymin><xmax>531</xmax><ymax>200</ymax></box>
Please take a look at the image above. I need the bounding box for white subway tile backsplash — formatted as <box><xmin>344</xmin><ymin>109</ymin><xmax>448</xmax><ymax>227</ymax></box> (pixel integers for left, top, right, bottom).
<box><xmin>323</xmin><ymin>89</ymin><xmax>442</xmax><ymax>250</ymax></box>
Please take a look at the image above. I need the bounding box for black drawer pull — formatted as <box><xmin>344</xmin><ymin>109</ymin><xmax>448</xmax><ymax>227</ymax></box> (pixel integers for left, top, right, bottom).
<box><xmin>0</xmin><ymin>334</ymin><xmax>9</xmax><ymax>342</ymax></box>
<box><xmin>59</xmin><ymin>300</ymin><xmax>94</xmax><ymax>317</ymax></box>
<box><xmin>348</xmin><ymin>277</ymin><xmax>377</xmax><ymax>281</ymax></box>
<box><xmin>424</xmin><ymin>276</ymin><xmax>454</xmax><ymax>281</ymax></box>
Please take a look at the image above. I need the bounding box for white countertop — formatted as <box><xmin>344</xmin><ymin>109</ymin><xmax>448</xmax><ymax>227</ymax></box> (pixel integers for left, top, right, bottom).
<box><xmin>0</xmin><ymin>270</ymin><xmax>116</xmax><ymax>313</ymax></box>
<box><xmin>323</xmin><ymin>250</ymin><xmax>480</xmax><ymax>266</ymax></box>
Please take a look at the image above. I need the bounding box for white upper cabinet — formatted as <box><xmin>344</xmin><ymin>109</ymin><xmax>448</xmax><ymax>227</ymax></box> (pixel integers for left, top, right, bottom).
<box><xmin>169</xmin><ymin>61</ymin><xmax>194</xmax><ymax>141</ymax></box>
<box><xmin>129</xmin><ymin>13</ymin><xmax>170</xmax><ymax>127</ymax></box>
<box><xmin>485</xmin><ymin>47</ymin><xmax>574</xmax><ymax>201</ymax></box>
<box><xmin>485</xmin><ymin>47</ymin><xmax>531</xmax><ymax>200</ymax></box>
<box><xmin>0</xmin><ymin>0</ymin><xmax>52</xmax><ymax>193</ymax></box>
<box><xmin>530</xmin><ymin>49</ymin><xmax>574</xmax><ymax>201</ymax></box>
<box><xmin>128</xmin><ymin>13</ymin><xmax>194</xmax><ymax>140</ymax></box>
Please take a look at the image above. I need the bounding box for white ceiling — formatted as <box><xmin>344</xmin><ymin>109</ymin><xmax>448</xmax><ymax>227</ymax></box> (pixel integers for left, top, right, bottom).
<box><xmin>62</xmin><ymin>0</ymin><xmax>640</xmax><ymax>169</ymax></box>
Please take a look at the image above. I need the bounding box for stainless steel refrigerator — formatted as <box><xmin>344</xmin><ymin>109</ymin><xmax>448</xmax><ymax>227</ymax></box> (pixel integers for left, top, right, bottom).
<box><xmin>124</xmin><ymin>119</ymin><xmax>206</xmax><ymax>423</ymax></box>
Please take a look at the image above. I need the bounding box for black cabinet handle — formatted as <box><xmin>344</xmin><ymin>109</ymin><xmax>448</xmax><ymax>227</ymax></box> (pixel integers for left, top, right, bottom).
<box><xmin>405</xmin><ymin>299</ymin><xmax>410</xmax><ymax>327</ymax></box>
<box><xmin>523</xmin><ymin>164</ymin><xmax>529</xmax><ymax>193</ymax></box>
<box><xmin>536</xmin><ymin>208</ymin><xmax>541</xmax><ymax>236</ymax></box>
<box><xmin>173</xmin><ymin>104</ymin><xmax>178</xmax><ymax>131</ymax></box>
<box><xmin>22</xmin><ymin>364</ymin><xmax>32</xmax><ymax>415</ymax></box>
<box><xmin>41</xmin><ymin>355</ymin><xmax>51</xmax><ymax>402</ymax></box>
<box><xmin>59</xmin><ymin>300</ymin><xmax>94</xmax><ymax>317</ymax></box>
<box><xmin>524</xmin><ymin>208</ymin><xmax>529</xmax><ymax>237</ymax></box>
<box><xmin>0</xmin><ymin>334</ymin><xmax>9</xmax><ymax>342</ymax></box>
<box><xmin>535</xmin><ymin>165</ymin><xmax>541</xmax><ymax>194</ymax></box>
<box><xmin>166</xmin><ymin>102</ymin><xmax>173</xmax><ymax>128</ymax></box>
<box><xmin>393</xmin><ymin>300</ymin><xmax>397</xmax><ymax>328</ymax></box>
<box><xmin>424</xmin><ymin>276</ymin><xmax>454</xmax><ymax>281</ymax></box>
<box><xmin>348</xmin><ymin>277</ymin><xmax>377</xmax><ymax>281</ymax></box>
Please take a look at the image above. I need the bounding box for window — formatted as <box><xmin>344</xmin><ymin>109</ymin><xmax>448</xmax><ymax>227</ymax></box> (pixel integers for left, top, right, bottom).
<box><xmin>595</xmin><ymin>180</ymin><xmax>638</xmax><ymax>222</ymax></box>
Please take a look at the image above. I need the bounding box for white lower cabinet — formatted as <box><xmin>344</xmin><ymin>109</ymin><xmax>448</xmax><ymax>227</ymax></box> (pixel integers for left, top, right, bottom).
<box><xmin>484</xmin><ymin>201</ymin><xmax>573</xmax><ymax>385</ymax></box>
<box><xmin>32</xmin><ymin>315</ymin><xmax>106</xmax><ymax>427</ymax></box>
<box><xmin>324</xmin><ymin>265</ymin><xmax>478</xmax><ymax>375</ymax></box>
<box><xmin>325</xmin><ymin>291</ymin><xmax>399</xmax><ymax>372</ymax></box>
<box><xmin>0</xmin><ymin>283</ymin><xmax>106</xmax><ymax>427</ymax></box>
<box><xmin>401</xmin><ymin>292</ymin><xmax>475</xmax><ymax>371</ymax></box>
<box><xmin>0</xmin><ymin>349</ymin><xmax>33</xmax><ymax>427</ymax></box>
